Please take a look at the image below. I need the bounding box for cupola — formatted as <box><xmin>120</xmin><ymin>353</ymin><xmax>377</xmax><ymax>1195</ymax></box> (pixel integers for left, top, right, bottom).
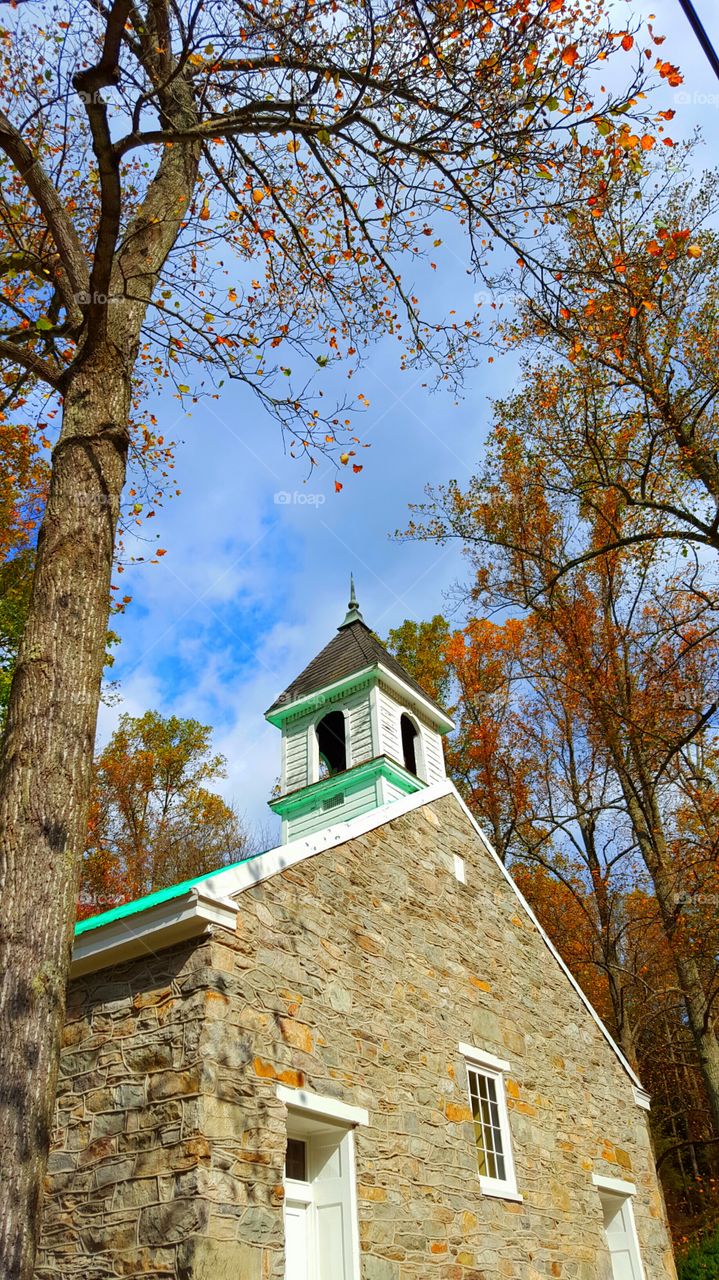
<box><xmin>265</xmin><ymin>579</ymin><xmax>454</xmax><ymax>843</ymax></box>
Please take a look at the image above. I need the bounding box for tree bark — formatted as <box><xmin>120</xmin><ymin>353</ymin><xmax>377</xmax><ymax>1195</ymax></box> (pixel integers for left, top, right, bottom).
<box><xmin>0</xmin><ymin>345</ymin><xmax>131</xmax><ymax>1280</ymax></box>
<box><xmin>608</xmin><ymin>743</ymin><xmax>719</xmax><ymax>1134</ymax></box>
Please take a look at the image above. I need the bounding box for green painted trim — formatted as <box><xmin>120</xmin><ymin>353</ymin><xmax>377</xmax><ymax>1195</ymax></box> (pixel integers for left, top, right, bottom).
<box><xmin>265</xmin><ymin>667</ymin><xmax>376</xmax><ymax>726</ymax></box>
<box><xmin>268</xmin><ymin>755</ymin><xmax>424</xmax><ymax>817</ymax></box>
<box><xmin>74</xmin><ymin>850</ymin><xmax>264</xmax><ymax>937</ymax></box>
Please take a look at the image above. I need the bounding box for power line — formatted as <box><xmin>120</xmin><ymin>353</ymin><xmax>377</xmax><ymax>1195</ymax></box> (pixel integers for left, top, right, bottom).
<box><xmin>676</xmin><ymin>0</ymin><xmax>719</xmax><ymax>81</ymax></box>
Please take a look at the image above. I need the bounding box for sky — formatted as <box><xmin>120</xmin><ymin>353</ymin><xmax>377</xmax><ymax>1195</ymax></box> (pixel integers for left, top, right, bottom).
<box><xmin>96</xmin><ymin>0</ymin><xmax>719</xmax><ymax>838</ymax></box>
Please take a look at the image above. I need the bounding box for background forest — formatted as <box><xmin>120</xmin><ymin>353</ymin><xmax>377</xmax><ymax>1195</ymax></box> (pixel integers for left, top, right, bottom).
<box><xmin>1</xmin><ymin>0</ymin><xmax>718</xmax><ymax>1273</ymax></box>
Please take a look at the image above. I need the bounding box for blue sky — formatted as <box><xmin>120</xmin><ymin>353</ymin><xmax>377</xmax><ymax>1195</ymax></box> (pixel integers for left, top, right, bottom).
<box><xmin>97</xmin><ymin>0</ymin><xmax>719</xmax><ymax>837</ymax></box>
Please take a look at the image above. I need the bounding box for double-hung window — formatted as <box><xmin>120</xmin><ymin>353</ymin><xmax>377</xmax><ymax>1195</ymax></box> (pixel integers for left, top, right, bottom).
<box><xmin>460</xmin><ymin>1042</ymin><xmax>521</xmax><ymax>1201</ymax></box>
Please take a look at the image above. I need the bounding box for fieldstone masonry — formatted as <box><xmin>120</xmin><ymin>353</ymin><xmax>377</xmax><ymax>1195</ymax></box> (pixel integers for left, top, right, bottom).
<box><xmin>38</xmin><ymin>792</ymin><xmax>677</xmax><ymax>1278</ymax></box>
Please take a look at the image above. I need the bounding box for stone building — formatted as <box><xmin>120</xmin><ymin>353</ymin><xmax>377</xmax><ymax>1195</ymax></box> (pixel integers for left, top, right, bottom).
<box><xmin>39</xmin><ymin>586</ymin><xmax>677</xmax><ymax>1280</ymax></box>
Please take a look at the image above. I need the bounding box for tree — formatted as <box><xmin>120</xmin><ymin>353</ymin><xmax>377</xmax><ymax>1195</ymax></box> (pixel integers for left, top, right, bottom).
<box><xmin>0</xmin><ymin>2</ymin><xmax>664</xmax><ymax>1266</ymax></box>
<box><xmin>80</xmin><ymin>711</ymin><xmax>253</xmax><ymax>918</ymax></box>
<box><xmin>386</xmin><ymin>615</ymin><xmax>451</xmax><ymax>708</ymax></box>
<box><xmin>413</xmin><ymin>414</ymin><xmax>719</xmax><ymax>1132</ymax></box>
<box><xmin>502</xmin><ymin>165</ymin><xmax>719</xmax><ymax>582</ymax></box>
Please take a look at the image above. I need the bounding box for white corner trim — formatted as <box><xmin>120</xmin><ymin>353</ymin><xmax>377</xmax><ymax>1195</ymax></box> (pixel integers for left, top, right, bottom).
<box><xmin>70</xmin><ymin>887</ymin><xmax>237</xmax><ymax>978</ymax></box>
<box><xmin>459</xmin><ymin>1043</ymin><xmax>511</xmax><ymax>1073</ymax></box>
<box><xmin>277</xmin><ymin>1085</ymin><xmax>369</xmax><ymax>1128</ymax></box>
<box><xmin>192</xmin><ymin>885</ymin><xmax>240</xmax><ymax>928</ymax></box>
<box><xmin>446</xmin><ymin>784</ymin><xmax>646</xmax><ymax>1096</ymax></box>
<box><xmin>632</xmin><ymin>1085</ymin><xmax>651</xmax><ymax>1112</ymax></box>
<box><xmin>593</xmin><ymin>1174</ymin><xmax>637</xmax><ymax>1197</ymax></box>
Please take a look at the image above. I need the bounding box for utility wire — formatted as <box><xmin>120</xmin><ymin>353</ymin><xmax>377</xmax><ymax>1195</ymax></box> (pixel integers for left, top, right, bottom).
<box><xmin>676</xmin><ymin>0</ymin><xmax>719</xmax><ymax>81</ymax></box>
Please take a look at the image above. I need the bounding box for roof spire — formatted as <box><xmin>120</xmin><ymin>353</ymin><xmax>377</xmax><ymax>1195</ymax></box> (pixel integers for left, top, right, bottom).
<box><xmin>339</xmin><ymin>573</ymin><xmax>364</xmax><ymax>628</ymax></box>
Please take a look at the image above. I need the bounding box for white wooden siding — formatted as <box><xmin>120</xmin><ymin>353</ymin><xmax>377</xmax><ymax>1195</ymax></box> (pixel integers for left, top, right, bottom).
<box><xmin>421</xmin><ymin>726</ymin><xmax>445</xmax><ymax>784</ymax></box>
<box><xmin>382</xmin><ymin>780</ymin><xmax>407</xmax><ymax>805</ymax></box>
<box><xmin>376</xmin><ymin>689</ymin><xmax>402</xmax><ymax>762</ymax></box>
<box><xmin>346</xmin><ymin>693</ymin><xmax>373</xmax><ymax>766</ymax></box>
<box><xmin>285</xmin><ymin>722</ymin><xmax>309</xmax><ymax>792</ymax></box>
<box><xmin>287</xmin><ymin>778</ymin><xmax>380</xmax><ymax>841</ymax></box>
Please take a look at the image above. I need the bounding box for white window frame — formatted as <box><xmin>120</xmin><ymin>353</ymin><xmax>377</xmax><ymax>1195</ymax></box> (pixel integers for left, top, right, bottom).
<box><xmin>593</xmin><ymin>1175</ymin><xmax>646</xmax><ymax>1280</ymax></box>
<box><xmin>460</xmin><ymin>1043</ymin><xmax>521</xmax><ymax>1202</ymax></box>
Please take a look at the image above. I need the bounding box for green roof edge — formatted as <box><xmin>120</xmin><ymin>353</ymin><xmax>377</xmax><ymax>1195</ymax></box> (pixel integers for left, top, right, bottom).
<box><xmin>74</xmin><ymin>849</ymin><xmax>266</xmax><ymax>938</ymax></box>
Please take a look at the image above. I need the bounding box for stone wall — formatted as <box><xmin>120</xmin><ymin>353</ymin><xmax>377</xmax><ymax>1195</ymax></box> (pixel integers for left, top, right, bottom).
<box><xmin>39</xmin><ymin>792</ymin><xmax>677</xmax><ymax>1279</ymax></box>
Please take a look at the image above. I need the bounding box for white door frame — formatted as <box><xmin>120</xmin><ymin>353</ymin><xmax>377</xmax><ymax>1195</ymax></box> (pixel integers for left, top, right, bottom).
<box><xmin>593</xmin><ymin>1175</ymin><xmax>646</xmax><ymax>1280</ymax></box>
<box><xmin>280</xmin><ymin>1086</ymin><xmax>367</xmax><ymax>1280</ymax></box>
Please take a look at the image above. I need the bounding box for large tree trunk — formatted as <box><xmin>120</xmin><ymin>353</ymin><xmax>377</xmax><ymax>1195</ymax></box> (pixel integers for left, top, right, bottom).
<box><xmin>0</xmin><ymin>345</ymin><xmax>131</xmax><ymax>1280</ymax></box>
<box><xmin>650</xmin><ymin>855</ymin><xmax>719</xmax><ymax>1136</ymax></box>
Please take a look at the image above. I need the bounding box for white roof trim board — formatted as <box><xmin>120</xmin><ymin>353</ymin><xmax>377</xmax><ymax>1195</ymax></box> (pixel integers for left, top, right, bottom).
<box><xmin>71</xmin><ymin>779</ymin><xmax>645</xmax><ymax>1099</ymax></box>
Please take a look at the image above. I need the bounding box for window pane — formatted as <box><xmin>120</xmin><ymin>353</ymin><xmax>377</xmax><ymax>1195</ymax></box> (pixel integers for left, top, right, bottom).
<box><xmin>286</xmin><ymin>1137</ymin><xmax>307</xmax><ymax>1181</ymax></box>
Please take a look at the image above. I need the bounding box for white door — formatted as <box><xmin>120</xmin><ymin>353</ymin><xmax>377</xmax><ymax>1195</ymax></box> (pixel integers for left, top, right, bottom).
<box><xmin>285</xmin><ymin>1196</ymin><xmax>312</xmax><ymax>1280</ymax></box>
<box><xmin>311</xmin><ymin>1133</ymin><xmax>354</xmax><ymax>1280</ymax></box>
<box><xmin>284</xmin><ymin>1127</ymin><xmax>358</xmax><ymax>1280</ymax></box>
<box><xmin>601</xmin><ymin>1193</ymin><xmax>644</xmax><ymax>1280</ymax></box>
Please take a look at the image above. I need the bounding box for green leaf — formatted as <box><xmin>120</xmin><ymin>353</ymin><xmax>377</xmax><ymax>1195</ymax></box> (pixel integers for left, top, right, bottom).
<box><xmin>35</xmin><ymin>317</ymin><xmax>53</xmax><ymax>331</ymax></box>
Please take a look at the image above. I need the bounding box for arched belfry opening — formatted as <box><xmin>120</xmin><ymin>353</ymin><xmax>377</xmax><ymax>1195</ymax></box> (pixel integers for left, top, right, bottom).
<box><xmin>316</xmin><ymin>710</ymin><xmax>347</xmax><ymax>778</ymax></box>
<box><xmin>400</xmin><ymin>713</ymin><xmax>420</xmax><ymax>778</ymax></box>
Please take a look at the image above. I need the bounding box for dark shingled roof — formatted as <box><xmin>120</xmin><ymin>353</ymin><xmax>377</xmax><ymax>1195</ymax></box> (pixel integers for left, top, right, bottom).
<box><xmin>266</xmin><ymin>619</ymin><xmax>445</xmax><ymax>717</ymax></box>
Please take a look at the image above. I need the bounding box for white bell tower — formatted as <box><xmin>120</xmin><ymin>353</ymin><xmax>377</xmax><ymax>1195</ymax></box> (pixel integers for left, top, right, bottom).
<box><xmin>265</xmin><ymin>579</ymin><xmax>453</xmax><ymax>844</ymax></box>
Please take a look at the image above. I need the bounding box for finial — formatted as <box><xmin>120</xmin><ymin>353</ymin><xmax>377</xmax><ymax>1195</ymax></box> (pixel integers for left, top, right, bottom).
<box><xmin>339</xmin><ymin>573</ymin><xmax>364</xmax><ymax>628</ymax></box>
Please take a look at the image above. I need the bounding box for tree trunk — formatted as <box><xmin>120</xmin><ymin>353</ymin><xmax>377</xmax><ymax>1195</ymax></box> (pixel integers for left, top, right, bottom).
<box><xmin>651</xmin><ymin>856</ymin><xmax>719</xmax><ymax>1137</ymax></box>
<box><xmin>0</xmin><ymin>346</ymin><xmax>131</xmax><ymax>1280</ymax></box>
<box><xmin>615</xmin><ymin>766</ymin><xmax>719</xmax><ymax>1136</ymax></box>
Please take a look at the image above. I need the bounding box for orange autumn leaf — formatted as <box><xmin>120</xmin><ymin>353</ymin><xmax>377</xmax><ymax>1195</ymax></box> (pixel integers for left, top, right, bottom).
<box><xmin>561</xmin><ymin>44</ymin><xmax>579</xmax><ymax>66</ymax></box>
